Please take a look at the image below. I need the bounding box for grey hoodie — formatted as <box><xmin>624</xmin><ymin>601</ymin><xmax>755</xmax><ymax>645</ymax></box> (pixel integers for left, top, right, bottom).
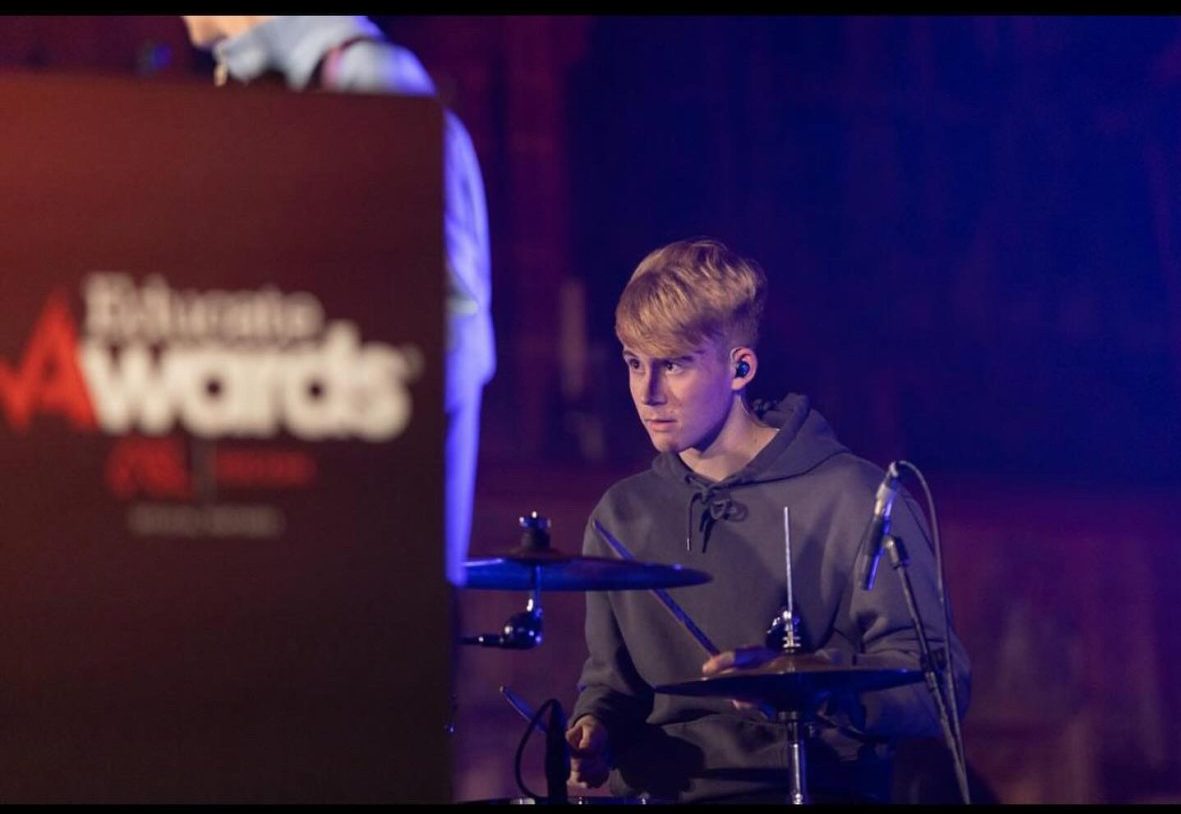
<box><xmin>570</xmin><ymin>393</ymin><xmax>970</xmax><ymax>803</ymax></box>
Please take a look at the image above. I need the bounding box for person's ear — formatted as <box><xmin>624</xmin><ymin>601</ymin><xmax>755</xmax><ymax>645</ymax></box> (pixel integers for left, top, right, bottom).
<box><xmin>731</xmin><ymin>348</ymin><xmax>756</xmax><ymax>389</ymax></box>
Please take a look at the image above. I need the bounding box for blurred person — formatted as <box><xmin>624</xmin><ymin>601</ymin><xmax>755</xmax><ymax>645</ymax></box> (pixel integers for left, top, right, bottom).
<box><xmin>181</xmin><ymin>16</ymin><xmax>495</xmax><ymax>587</ymax></box>
<box><xmin>565</xmin><ymin>237</ymin><xmax>970</xmax><ymax>804</ymax></box>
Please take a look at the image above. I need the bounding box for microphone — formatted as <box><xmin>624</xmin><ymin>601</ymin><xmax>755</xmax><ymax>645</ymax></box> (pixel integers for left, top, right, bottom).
<box><xmin>544</xmin><ymin>701</ymin><xmax>570</xmax><ymax>804</ymax></box>
<box><xmin>856</xmin><ymin>462</ymin><xmax>902</xmax><ymax>591</ymax></box>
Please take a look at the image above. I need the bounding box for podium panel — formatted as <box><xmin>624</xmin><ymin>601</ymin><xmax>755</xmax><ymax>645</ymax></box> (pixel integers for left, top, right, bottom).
<box><xmin>0</xmin><ymin>73</ymin><xmax>449</xmax><ymax>802</ymax></box>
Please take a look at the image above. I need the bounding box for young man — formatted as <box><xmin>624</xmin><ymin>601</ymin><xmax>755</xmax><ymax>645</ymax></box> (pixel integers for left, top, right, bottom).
<box><xmin>565</xmin><ymin>238</ymin><xmax>970</xmax><ymax>804</ymax></box>
<box><xmin>181</xmin><ymin>17</ymin><xmax>495</xmax><ymax>588</ymax></box>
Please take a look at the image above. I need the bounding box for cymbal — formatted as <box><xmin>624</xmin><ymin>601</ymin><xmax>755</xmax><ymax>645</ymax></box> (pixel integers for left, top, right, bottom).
<box><xmin>463</xmin><ymin>547</ymin><xmax>712</xmax><ymax>591</ymax></box>
<box><xmin>654</xmin><ymin>653</ymin><xmax>922</xmax><ymax>711</ymax></box>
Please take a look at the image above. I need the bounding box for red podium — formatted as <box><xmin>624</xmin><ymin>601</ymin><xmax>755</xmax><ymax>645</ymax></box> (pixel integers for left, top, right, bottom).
<box><xmin>0</xmin><ymin>72</ymin><xmax>450</xmax><ymax>803</ymax></box>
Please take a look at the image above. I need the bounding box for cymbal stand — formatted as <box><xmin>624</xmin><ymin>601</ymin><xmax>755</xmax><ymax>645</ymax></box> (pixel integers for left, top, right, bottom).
<box><xmin>765</xmin><ymin>603</ymin><xmax>809</xmax><ymax>804</ymax></box>
<box><xmin>764</xmin><ymin>603</ymin><xmax>810</xmax><ymax>805</ymax></box>
<box><xmin>765</xmin><ymin>507</ymin><xmax>810</xmax><ymax>805</ymax></box>
<box><xmin>460</xmin><ymin>565</ymin><xmax>544</xmax><ymax>648</ymax></box>
<box><xmin>460</xmin><ymin>514</ymin><xmax>550</xmax><ymax>649</ymax></box>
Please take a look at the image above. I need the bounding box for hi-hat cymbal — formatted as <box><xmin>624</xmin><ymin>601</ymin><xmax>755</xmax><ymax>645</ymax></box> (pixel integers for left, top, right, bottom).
<box><xmin>654</xmin><ymin>653</ymin><xmax>922</xmax><ymax>711</ymax></box>
<box><xmin>463</xmin><ymin>546</ymin><xmax>712</xmax><ymax>591</ymax></box>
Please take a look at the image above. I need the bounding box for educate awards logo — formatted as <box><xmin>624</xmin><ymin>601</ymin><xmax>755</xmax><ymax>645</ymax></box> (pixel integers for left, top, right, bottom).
<box><xmin>0</xmin><ymin>272</ymin><xmax>424</xmax><ymax>539</ymax></box>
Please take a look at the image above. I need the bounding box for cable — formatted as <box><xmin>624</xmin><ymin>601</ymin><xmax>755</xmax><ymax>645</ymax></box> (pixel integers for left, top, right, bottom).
<box><xmin>513</xmin><ymin>697</ymin><xmax>558</xmax><ymax>801</ymax></box>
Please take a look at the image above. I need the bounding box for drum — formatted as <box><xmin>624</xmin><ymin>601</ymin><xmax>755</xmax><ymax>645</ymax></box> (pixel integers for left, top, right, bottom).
<box><xmin>463</xmin><ymin>795</ymin><xmax>665</xmax><ymax>805</ymax></box>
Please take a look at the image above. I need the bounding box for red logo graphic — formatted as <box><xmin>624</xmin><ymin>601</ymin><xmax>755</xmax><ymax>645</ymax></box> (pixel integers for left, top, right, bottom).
<box><xmin>105</xmin><ymin>436</ymin><xmax>192</xmax><ymax>499</ymax></box>
<box><xmin>0</xmin><ymin>291</ymin><xmax>96</xmax><ymax>432</ymax></box>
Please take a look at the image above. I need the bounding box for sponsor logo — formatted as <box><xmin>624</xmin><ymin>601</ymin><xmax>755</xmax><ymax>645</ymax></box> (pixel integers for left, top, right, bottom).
<box><xmin>0</xmin><ymin>274</ymin><xmax>424</xmax><ymax>537</ymax></box>
<box><xmin>1</xmin><ymin>274</ymin><xmax>422</xmax><ymax>442</ymax></box>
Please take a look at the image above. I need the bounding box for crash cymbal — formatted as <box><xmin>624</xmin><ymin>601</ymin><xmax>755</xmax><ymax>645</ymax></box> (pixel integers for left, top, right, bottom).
<box><xmin>463</xmin><ymin>546</ymin><xmax>712</xmax><ymax>591</ymax></box>
<box><xmin>654</xmin><ymin>653</ymin><xmax>922</xmax><ymax>711</ymax></box>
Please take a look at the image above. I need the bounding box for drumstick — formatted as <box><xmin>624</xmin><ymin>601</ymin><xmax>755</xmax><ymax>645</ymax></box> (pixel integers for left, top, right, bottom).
<box><xmin>500</xmin><ymin>685</ymin><xmax>547</xmax><ymax>734</ymax></box>
<box><xmin>592</xmin><ymin>519</ymin><xmax>719</xmax><ymax>657</ymax></box>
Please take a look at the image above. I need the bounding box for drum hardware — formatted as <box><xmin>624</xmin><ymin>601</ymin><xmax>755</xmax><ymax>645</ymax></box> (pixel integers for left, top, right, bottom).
<box><xmin>653</xmin><ymin>507</ymin><xmax>923</xmax><ymax>805</ymax></box>
<box><xmin>764</xmin><ymin>507</ymin><xmax>803</xmax><ymax>655</ymax></box>
<box><xmin>457</xmin><ymin>513</ymin><xmax>716</xmax><ymax>802</ymax></box>
<box><xmin>479</xmin><ymin>687</ymin><xmax>667</xmax><ymax>806</ymax></box>
<box><xmin>464</xmin><ymin>513</ymin><xmax>712</xmax><ymax>592</ymax></box>
<box><xmin>655</xmin><ymin>654</ymin><xmax>922</xmax><ymax>714</ymax></box>
<box><xmin>457</xmin><ymin>492</ymin><xmax>962</xmax><ymax>805</ymax></box>
<box><xmin>654</xmin><ymin>654</ymin><xmax>922</xmax><ymax>805</ymax></box>
<box><xmin>463</xmin><ymin>796</ymin><xmax>663</xmax><ymax>805</ymax></box>
<box><xmin>460</xmin><ymin>512</ymin><xmax>712</xmax><ymax>650</ymax></box>
<box><xmin>459</xmin><ymin>512</ymin><xmax>552</xmax><ymax>649</ymax></box>
<box><xmin>765</xmin><ymin>506</ymin><xmax>808</xmax><ymax>802</ymax></box>
<box><xmin>598</xmin><ymin>511</ymin><xmax>809</xmax><ymax>804</ymax></box>
<box><xmin>460</xmin><ymin>579</ymin><xmax>544</xmax><ymax>649</ymax></box>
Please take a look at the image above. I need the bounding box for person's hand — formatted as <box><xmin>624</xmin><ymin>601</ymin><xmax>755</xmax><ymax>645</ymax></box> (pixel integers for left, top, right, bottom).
<box><xmin>701</xmin><ymin>645</ymin><xmax>782</xmax><ymax>677</ymax></box>
<box><xmin>565</xmin><ymin>715</ymin><xmax>610</xmax><ymax>789</ymax></box>
<box><xmin>703</xmin><ymin>646</ymin><xmax>853</xmax><ymax>713</ymax></box>
<box><xmin>701</xmin><ymin>645</ymin><xmax>782</xmax><ymax>711</ymax></box>
<box><xmin>181</xmin><ymin>16</ymin><xmax>276</xmax><ymax>49</ymax></box>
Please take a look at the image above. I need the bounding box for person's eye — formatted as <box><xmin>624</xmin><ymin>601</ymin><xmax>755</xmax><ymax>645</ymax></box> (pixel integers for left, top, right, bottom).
<box><xmin>664</xmin><ymin>360</ymin><xmax>682</xmax><ymax>372</ymax></box>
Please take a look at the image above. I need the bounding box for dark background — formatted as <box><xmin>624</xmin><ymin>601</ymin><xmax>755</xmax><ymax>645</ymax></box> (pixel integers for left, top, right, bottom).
<box><xmin>1</xmin><ymin>14</ymin><xmax>1179</xmax><ymax>804</ymax></box>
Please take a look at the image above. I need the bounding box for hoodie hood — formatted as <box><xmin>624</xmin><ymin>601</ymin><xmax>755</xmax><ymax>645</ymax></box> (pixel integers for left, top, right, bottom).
<box><xmin>650</xmin><ymin>393</ymin><xmax>848</xmax><ymax>551</ymax></box>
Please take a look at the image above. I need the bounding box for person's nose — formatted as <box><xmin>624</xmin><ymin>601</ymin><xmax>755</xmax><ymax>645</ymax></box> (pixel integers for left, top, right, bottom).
<box><xmin>640</xmin><ymin>367</ymin><xmax>666</xmax><ymax>405</ymax></box>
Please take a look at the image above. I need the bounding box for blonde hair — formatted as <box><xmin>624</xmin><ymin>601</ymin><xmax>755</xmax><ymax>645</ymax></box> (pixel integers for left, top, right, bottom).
<box><xmin>615</xmin><ymin>238</ymin><xmax>767</xmax><ymax>357</ymax></box>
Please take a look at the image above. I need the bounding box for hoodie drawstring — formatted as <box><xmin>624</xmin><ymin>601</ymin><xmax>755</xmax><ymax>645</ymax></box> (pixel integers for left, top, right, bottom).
<box><xmin>685</xmin><ymin>484</ymin><xmax>745</xmax><ymax>552</ymax></box>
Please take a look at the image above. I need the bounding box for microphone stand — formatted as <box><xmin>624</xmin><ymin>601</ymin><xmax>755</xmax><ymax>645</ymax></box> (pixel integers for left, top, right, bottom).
<box><xmin>883</xmin><ymin>534</ymin><xmax>971</xmax><ymax>804</ymax></box>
